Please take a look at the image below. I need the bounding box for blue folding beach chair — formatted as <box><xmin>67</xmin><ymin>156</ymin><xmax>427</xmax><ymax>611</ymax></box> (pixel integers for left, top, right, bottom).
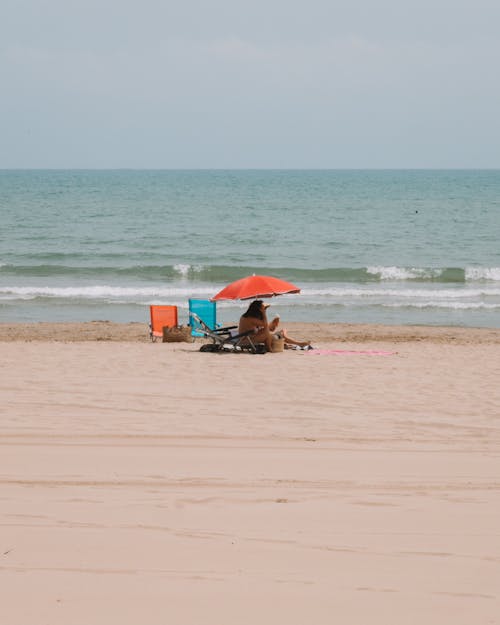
<box><xmin>188</xmin><ymin>299</ymin><xmax>218</xmax><ymax>337</ymax></box>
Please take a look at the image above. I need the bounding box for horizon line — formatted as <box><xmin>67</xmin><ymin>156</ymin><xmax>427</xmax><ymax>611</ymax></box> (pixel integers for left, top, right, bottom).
<box><xmin>1</xmin><ymin>167</ymin><xmax>500</xmax><ymax>172</ymax></box>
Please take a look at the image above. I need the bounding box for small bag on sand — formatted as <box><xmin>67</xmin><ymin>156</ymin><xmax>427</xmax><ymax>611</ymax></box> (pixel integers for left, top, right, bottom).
<box><xmin>162</xmin><ymin>325</ymin><xmax>193</xmax><ymax>343</ymax></box>
<box><xmin>271</xmin><ymin>335</ymin><xmax>285</xmax><ymax>352</ymax></box>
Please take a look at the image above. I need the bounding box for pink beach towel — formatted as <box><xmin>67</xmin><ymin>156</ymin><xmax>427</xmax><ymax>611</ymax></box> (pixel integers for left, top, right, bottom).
<box><xmin>306</xmin><ymin>349</ymin><xmax>396</xmax><ymax>356</ymax></box>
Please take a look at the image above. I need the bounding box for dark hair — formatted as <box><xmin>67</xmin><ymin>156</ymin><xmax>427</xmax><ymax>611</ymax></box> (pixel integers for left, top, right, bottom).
<box><xmin>241</xmin><ymin>299</ymin><xmax>264</xmax><ymax>320</ymax></box>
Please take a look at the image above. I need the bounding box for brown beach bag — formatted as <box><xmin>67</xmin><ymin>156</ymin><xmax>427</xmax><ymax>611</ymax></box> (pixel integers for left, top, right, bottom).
<box><xmin>162</xmin><ymin>325</ymin><xmax>193</xmax><ymax>343</ymax></box>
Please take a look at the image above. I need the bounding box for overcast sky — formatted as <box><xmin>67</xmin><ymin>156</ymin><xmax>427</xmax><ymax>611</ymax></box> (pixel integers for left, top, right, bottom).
<box><xmin>1</xmin><ymin>0</ymin><xmax>499</xmax><ymax>168</ymax></box>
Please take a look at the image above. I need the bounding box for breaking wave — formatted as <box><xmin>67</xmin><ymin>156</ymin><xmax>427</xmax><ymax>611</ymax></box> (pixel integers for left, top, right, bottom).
<box><xmin>2</xmin><ymin>262</ymin><xmax>500</xmax><ymax>284</ymax></box>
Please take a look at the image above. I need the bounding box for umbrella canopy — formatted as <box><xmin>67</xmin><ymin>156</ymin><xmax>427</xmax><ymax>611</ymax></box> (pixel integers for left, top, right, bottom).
<box><xmin>211</xmin><ymin>275</ymin><xmax>300</xmax><ymax>301</ymax></box>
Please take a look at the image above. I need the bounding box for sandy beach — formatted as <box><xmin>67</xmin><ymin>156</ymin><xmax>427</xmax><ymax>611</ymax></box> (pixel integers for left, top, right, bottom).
<box><xmin>1</xmin><ymin>322</ymin><xmax>499</xmax><ymax>624</ymax></box>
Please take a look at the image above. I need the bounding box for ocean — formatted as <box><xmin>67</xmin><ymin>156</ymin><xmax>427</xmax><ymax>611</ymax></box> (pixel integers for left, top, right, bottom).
<box><xmin>1</xmin><ymin>169</ymin><xmax>499</xmax><ymax>328</ymax></box>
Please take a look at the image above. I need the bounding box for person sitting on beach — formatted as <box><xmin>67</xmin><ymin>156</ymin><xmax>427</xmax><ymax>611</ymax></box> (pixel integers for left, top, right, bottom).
<box><xmin>238</xmin><ymin>300</ymin><xmax>311</xmax><ymax>352</ymax></box>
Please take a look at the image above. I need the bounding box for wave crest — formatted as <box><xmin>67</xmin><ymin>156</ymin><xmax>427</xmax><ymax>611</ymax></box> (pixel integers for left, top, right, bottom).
<box><xmin>2</xmin><ymin>262</ymin><xmax>500</xmax><ymax>284</ymax></box>
<box><xmin>465</xmin><ymin>267</ymin><xmax>500</xmax><ymax>281</ymax></box>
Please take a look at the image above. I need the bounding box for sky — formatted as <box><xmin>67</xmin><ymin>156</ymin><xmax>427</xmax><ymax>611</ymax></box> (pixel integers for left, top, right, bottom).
<box><xmin>1</xmin><ymin>0</ymin><xmax>500</xmax><ymax>169</ymax></box>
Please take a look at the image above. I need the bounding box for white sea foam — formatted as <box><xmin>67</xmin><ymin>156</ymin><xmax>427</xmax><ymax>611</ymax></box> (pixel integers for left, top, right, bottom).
<box><xmin>0</xmin><ymin>293</ymin><xmax>37</xmax><ymax>301</ymax></box>
<box><xmin>366</xmin><ymin>266</ymin><xmax>444</xmax><ymax>280</ymax></box>
<box><xmin>9</xmin><ymin>277</ymin><xmax>496</xmax><ymax>305</ymax></box>
<box><xmin>303</xmin><ymin>287</ymin><xmax>500</xmax><ymax>299</ymax></box>
<box><xmin>465</xmin><ymin>267</ymin><xmax>500</xmax><ymax>281</ymax></box>
<box><xmin>0</xmin><ymin>285</ymin><xmax>216</xmax><ymax>300</ymax></box>
<box><xmin>367</xmin><ymin>265</ymin><xmax>500</xmax><ymax>282</ymax></box>
<box><xmin>383</xmin><ymin>302</ymin><xmax>500</xmax><ymax>310</ymax></box>
<box><xmin>173</xmin><ymin>264</ymin><xmax>191</xmax><ymax>276</ymax></box>
<box><xmin>173</xmin><ymin>263</ymin><xmax>205</xmax><ymax>276</ymax></box>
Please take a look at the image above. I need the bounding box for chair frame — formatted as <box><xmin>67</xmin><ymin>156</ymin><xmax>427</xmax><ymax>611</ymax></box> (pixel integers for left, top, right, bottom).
<box><xmin>189</xmin><ymin>312</ymin><xmax>267</xmax><ymax>354</ymax></box>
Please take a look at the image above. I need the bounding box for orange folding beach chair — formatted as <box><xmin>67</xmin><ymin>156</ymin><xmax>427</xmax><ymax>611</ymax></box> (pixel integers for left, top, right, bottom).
<box><xmin>149</xmin><ymin>305</ymin><xmax>178</xmax><ymax>342</ymax></box>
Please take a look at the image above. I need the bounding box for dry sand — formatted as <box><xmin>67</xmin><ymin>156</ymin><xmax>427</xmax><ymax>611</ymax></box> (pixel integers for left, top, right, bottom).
<box><xmin>1</xmin><ymin>322</ymin><xmax>499</xmax><ymax>624</ymax></box>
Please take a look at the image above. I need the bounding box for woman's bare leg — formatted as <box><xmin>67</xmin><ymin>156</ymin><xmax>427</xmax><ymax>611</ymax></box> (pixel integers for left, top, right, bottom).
<box><xmin>252</xmin><ymin>329</ymin><xmax>273</xmax><ymax>351</ymax></box>
<box><xmin>282</xmin><ymin>328</ymin><xmax>310</xmax><ymax>348</ymax></box>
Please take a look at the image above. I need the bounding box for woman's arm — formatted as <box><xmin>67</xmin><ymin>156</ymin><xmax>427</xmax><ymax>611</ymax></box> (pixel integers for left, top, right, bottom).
<box><xmin>260</xmin><ymin>305</ymin><xmax>269</xmax><ymax>329</ymax></box>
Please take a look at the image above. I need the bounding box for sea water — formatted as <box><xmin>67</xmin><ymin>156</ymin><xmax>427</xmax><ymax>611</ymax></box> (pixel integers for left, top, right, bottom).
<box><xmin>1</xmin><ymin>169</ymin><xmax>499</xmax><ymax>327</ymax></box>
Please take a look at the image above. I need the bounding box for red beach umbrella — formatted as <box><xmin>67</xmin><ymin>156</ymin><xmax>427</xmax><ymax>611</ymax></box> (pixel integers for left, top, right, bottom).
<box><xmin>211</xmin><ymin>275</ymin><xmax>301</xmax><ymax>301</ymax></box>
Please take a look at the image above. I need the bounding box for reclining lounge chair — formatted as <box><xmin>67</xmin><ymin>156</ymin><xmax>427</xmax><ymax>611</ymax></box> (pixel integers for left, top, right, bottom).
<box><xmin>189</xmin><ymin>312</ymin><xmax>267</xmax><ymax>354</ymax></box>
